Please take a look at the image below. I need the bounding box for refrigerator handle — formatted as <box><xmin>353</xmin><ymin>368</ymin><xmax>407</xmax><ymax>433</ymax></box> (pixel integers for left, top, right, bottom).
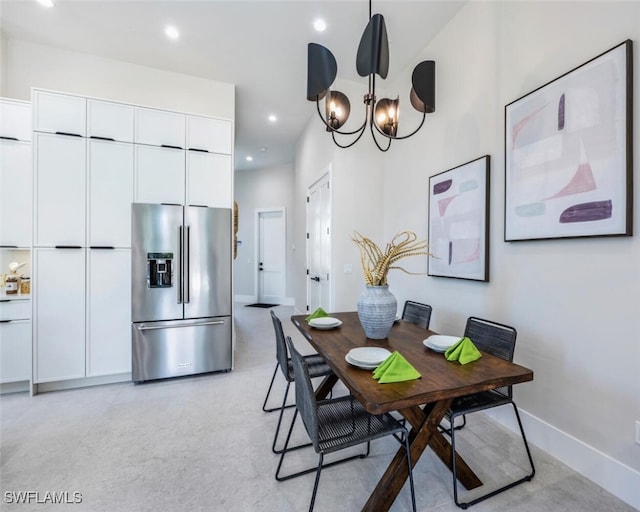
<box><xmin>185</xmin><ymin>225</ymin><xmax>190</xmax><ymax>303</ymax></box>
<box><xmin>177</xmin><ymin>225</ymin><xmax>183</xmax><ymax>304</ymax></box>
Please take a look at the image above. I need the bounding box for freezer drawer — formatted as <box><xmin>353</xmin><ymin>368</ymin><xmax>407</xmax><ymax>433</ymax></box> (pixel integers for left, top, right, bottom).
<box><xmin>132</xmin><ymin>316</ymin><xmax>231</xmax><ymax>382</ymax></box>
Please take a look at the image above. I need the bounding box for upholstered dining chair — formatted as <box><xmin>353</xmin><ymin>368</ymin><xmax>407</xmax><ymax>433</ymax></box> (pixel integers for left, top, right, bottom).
<box><xmin>262</xmin><ymin>310</ymin><xmax>333</xmax><ymax>454</ymax></box>
<box><xmin>402</xmin><ymin>300</ymin><xmax>432</xmax><ymax>329</ymax></box>
<box><xmin>276</xmin><ymin>336</ymin><xmax>417</xmax><ymax>512</ymax></box>
<box><xmin>442</xmin><ymin>316</ymin><xmax>535</xmax><ymax>509</ymax></box>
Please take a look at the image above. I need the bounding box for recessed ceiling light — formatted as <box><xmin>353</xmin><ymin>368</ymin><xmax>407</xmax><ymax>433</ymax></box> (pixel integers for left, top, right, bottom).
<box><xmin>313</xmin><ymin>19</ymin><xmax>327</xmax><ymax>32</ymax></box>
<box><xmin>36</xmin><ymin>0</ymin><xmax>54</xmax><ymax>7</ymax></box>
<box><xmin>165</xmin><ymin>25</ymin><xmax>180</xmax><ymax>40</ymax></box>
<box><xmin>246</xmin><ymin>156</ymin><xmax>254</xmax><ymax>162</ymax></box>
<box><xmin>268</xmin><ymin>114</ymin><xmax>277</xmax><ymax>123</ymax></box>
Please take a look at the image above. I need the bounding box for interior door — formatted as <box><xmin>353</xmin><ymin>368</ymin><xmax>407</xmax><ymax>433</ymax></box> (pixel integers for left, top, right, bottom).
<box><xmin>257</xmin><ymin>209</ymin><xmax>285</xmax><ymax>304</ymax></box>
<box><xmin>307</xmin><ymin>173</ymin><xmax>331</xmax><ymax>313</ymax></box>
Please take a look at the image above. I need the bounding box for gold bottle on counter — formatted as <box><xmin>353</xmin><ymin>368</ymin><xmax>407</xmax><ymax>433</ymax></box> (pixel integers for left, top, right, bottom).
<box><xmin>20</xmin><ymin>276</ymin><xmax>30</xmax><ymax>295</ymax></box>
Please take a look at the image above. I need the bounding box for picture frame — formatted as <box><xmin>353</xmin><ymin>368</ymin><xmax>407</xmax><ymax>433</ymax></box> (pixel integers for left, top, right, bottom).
<box><xmin>505</xmin><ymin>40</ymin><xmax>633</xmax><ymax>242</ymax></box>
<box><xmin>428</xmin><ymin>155</ymin><xmax>490</xmax><ymax>282</ymax></box>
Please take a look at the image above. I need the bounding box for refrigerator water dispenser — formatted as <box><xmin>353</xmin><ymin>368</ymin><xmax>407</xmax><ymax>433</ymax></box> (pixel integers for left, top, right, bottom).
<box><xmin>147</xmin><ymin>252</ymin><xmax>173</xmax><ymax>288</ymax></box>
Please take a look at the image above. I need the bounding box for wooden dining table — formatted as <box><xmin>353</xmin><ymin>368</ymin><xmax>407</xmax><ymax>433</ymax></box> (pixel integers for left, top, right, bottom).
<box><xmin>291</xmin><ymin>311</ymin><xmax>534</xmax><ymax>512</ymax></box>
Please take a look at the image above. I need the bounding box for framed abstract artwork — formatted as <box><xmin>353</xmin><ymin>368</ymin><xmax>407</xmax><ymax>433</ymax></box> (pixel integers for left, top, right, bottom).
<box><xmin>428</xmin><ymin>155</ymin><xmax>490</xmax><ymax>281</ymax></box>
<box><xmin>505</xmin><ymin>40</ymin><xmax>633</xmax><ymax>241</ymax></box>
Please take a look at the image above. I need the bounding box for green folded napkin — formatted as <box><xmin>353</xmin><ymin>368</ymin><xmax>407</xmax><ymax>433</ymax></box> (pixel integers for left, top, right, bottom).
<box><xmin>444</xmin><ymin>337</ymin><xmax>482</xmax><ymax>364</ymax></box>
<box><xmin>306</xmin><ymin>307</ymin><xmax>329</xmax><ymax>322</ymax></box>
<box><xmin>373</xmin><ymin>351</ymin><xmax>421</xmax><ymax>383</ymax></box>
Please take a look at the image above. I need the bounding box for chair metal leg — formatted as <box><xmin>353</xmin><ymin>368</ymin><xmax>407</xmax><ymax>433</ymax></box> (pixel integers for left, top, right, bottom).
<box><xmin>263</xmin><ymin>363</ymin><xmax>297</xmax><ymax>413</ymax></box>
<box><xmin>262</xmin><ymin>363</ymin><xmax>279</xmax><ymax>412</ymax></box>
<box><xmin>451</xmin><ymin>404</ymin><xmax>535</xmax><ymax>509</ymax></box>
<box><xmin>272</xmin><ymin>381</ymin><xmax>312</xmax><ymax>454</ymax></box>
<box><xmin>309</xmin><ymin>453</ymin><xmax>324</xmax><ymax>512</ymax></box>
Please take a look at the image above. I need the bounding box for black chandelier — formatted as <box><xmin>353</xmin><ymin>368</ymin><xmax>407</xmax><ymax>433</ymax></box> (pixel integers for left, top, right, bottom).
<box><xmin>306</xmin><ymin>0</ymin><xmax>436</xmax><ymax>152</ymax></box>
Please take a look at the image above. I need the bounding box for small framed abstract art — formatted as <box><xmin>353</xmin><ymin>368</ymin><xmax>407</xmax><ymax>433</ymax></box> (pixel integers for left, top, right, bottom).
<box><xmin>428</xmin><ymin>155</ymin><xmax>490</xmax><ymax>282</ymax></box>
<box><xmin>505</xmin><ymin>40</ymin><xmax>633</xmax><ymax>241</ymax></box>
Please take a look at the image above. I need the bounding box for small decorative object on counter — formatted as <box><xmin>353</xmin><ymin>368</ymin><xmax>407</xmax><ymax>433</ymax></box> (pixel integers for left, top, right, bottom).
<box><xmin>20</xmin><ymin>276</ymin><xmax>30</xmax><ymax>295</ymax></box>
<box><xmin>5</xmin><ymin>274</ymin><xmax>19</xmax><ymax>295</ymax></box>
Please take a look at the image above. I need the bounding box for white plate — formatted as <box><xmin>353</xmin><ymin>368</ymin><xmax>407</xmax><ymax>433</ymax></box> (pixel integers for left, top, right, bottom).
<box><xmin>423</xmin><ymin>335</ymin><xmax>461</xmax><ymax>353</ymax></box>
<box><xmin>345</xmin><ymin>353</ymin><xmax>378</xmax><ymax>370</ymax></box>
<box><xmin>308</xmin><ymin>317</ymin><xmax>342</xmax><ymax>329</ymax></box>
<box><xmin>347</xmin><ymin>347</ymin><xmax>391</xmax><ymax>366</ymax></box>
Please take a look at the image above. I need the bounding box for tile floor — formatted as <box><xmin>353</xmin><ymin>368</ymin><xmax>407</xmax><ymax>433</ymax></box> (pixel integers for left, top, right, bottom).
<box><xmin>0</xmin><ymin>304</ymin><xmax>636</xmax><ymax>511</ymax></box>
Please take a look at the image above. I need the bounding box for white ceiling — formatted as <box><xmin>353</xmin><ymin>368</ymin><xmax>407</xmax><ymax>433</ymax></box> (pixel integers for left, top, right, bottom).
<box><xmin>0</xmin><ymin>0</ymin><xmax>466</xmax><ymax>171</ymax></box>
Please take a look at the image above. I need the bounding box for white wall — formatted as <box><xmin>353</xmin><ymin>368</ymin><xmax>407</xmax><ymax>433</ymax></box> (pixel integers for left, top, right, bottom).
<box><xmin>234</xmin><ymin>163</ymin><xmax>295</xmax><ymax>302</ymax></box>
<box><xmin>2</xmin><ymin>38</ymin><xmax>234</xmax><ymax>119</ymax></box>
<box><xmin>294</xmin><ymin>1</ymin><xmax>640</xmax><ymax>508</ymax></box>
<box><xmin>294</xmin><ymin>77</ymin><xmax>386</xmax><ymax>314</ymax></box>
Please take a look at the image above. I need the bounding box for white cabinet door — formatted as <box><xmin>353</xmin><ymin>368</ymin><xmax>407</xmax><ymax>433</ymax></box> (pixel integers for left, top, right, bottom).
<box><xmin>33</xmin><ymin>90</ymin><xmax>86</xmax><ymax>137</ymax></box>
<box><xmin>87</xmin><ymin>99</ymin><xmax>135</xmax><ymax>143</ymax></box>
<box><xmin>88</xmin><ymin>139</ymin><xmax>134</xmax><ymax>247</ymax></box>
<box><xmin>0</xmin><ymin>140</ymin><xmax>32</xmax><ymax>248</ymax></box>
<box><xmin>135</xmin><ymin>145</ymin><xmax>185</xmax><ymax>204</ymax></box>
<box><xmin>0</xmin><ymin>319</ymin><xmax>31</xmax><ymax>383</ymax></box>
<box><xmin>134</xmin><ymin>107</ymin><xmax>185</xmax><ymax>148</ymax></box>
<box><xmin>0</xmin><ymin>98</ymin><xmax>32</xmax><ymax>141</ymax></box>
<box><xmin>86</xmin><ymin>248</ymin><xmax>131</xmax><ymax>377</ymax></box>
<box><xmin>186</xmin><ymin>115</ymin><xmax>232</xmax><ymax>154</ymax></box>
<box><xmin>33</xmin><ymin>133</ymin><xmax>86</xmax><ymax>247</ymax></box>
<box><xmin>33</xmin><ymin>248</ymin><xmax>85</xmax><ymax>383</ymax></box>
<box><xmin>186</xmin><ymin>151</ymin><xmax>232</xmax><ymax>208</ymax></box>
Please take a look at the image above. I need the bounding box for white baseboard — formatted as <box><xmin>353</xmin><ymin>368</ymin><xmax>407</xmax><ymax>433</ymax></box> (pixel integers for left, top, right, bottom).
<box><xmin>486</xmin><ymin>407</ymin><xmax>640</xmax><ymax>510</ymax></box>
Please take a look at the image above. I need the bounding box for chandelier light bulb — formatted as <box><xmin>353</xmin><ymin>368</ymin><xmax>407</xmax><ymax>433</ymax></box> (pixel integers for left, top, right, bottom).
<box><xmin>306</xmin><ymin>0</ymin><xmax>435</xmax><ymax>151</ymax></box>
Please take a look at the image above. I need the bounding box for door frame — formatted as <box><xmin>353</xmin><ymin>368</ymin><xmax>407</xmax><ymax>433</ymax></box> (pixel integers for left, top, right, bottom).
<box><xmin>254</xmin><ymin>207</ymin><xmax>286</xmax><ymax>303</ymax></box>
<box><xmin>306</xmin><ymin>168</ymin><xmax>333</xmax><ymax>313</ymax></box>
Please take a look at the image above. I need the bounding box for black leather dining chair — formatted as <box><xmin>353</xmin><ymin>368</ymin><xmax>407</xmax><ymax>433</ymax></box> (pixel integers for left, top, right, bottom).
<box><xmin>402</xmin><ymin>300</ymin><xmax>432</xmax><ymax>329</ymax></box>
<box><xmin>442</xmin><ymin>316</ymin><xmax>535</xmax><ymax>508</ymax></box>
<box><xmin>262</xmin><ymin>310</ymin><xmax>333</xmax><ymax>454</ymax></box>
<box><xmin>276</xmin><ymin>336</ymin><xmax>417</xmax><ymax>512</ymax></box>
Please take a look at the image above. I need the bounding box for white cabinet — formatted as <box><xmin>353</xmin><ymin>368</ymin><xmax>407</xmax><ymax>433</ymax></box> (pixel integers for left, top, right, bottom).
<box><xmin>33</xmin><ymin>133</ymin><xmax>86</xmax><ymax>247</ymax></box>
<box><xmin>86</xmin><ymin>249</ymin><xmax>131</xmax><ymax>376</ymax></box>
<box><xmin>88</xmin><ymin>99</ymin><xmax>134</xmax><ymax>143</ymax></box>
<box><xmin>135</xmin><ymin>145</ymin><xmax>185</xmax><ymax>204</ymax></box>
<box><xmin>134</xmin><ymin>107</ymin><xmax>185</xmax><ymax>148</ymax></box>
<box><xmin>187</xmin><ymin>151</ymin><xmax>232</xmax><ymax>208</ymax></box>
<box><xmin>33</xmin><ymin>90</ymin><xmax>86</xmax><ymax>137</ymax></box>
<box><xmin>0</xmin><ymin>298</ymin><xmax>31</xmax><ymax>384</ymax></box>
<box><xmin>88</xmin><ymin>139</ymin><xmax>134</xmax><ymax>247</ymax></box>
<box><xmin>33</xmin><ymin>248</ymin><xmax>85</xmax><ymax>383</ymax></box>
<box><xmin>0</xmin><ymin>140</ymin><xmax>32</xmax><ymax>247</ymax></box>
<box><xmin>0</xmin><ymin>99</ymin><xmax>32</xmax><ymax>142</ymax></box>
<box><xmin>186</xmin><ymin>115</ymin><xmax>232</xmax><ymax>154</ymax></box>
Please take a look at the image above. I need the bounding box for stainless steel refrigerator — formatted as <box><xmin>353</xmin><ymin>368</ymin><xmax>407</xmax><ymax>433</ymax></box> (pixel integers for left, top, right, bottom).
<box><xmin>131</xmin><ymin>203</ymin><xmax>232</xmax><ymax>382</ymax></box>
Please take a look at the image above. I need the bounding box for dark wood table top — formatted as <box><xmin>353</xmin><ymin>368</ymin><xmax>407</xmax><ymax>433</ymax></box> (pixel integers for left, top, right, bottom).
<box><xmin>292</xmin><ymin>311</ymin><xmax>533</xmax><ymax>415</ymax></box>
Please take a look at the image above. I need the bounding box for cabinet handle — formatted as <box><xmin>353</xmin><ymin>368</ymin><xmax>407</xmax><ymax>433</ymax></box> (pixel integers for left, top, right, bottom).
<box><xmin>54</xmin><ymin>245</ymin><xmax>82</xmax><ymax>249</ymax></box>
<box><xmin>0</xmin><ymin>136</ymin><xmax>19</xmax><ymax>141</ymax></box>
<box><xmin>90</xmin><ymin>136</ymin><xmax>116</xmax><ymax>141</ymax></box>
<box><xmin>161</xmin><ymin>144</ymin><xmax>183</xmax><ymax>150</ymax></box>
<box><xmin>188</xmin><ymin>148</ymin><xmax>209</xmax><ymax>153</ymax></box>
<box><xmin>55</xmin><ymin>131</ymin><xmax>82</xmax><ymax>137</ymax></box>
<box><xmin>89</xmin><ymin>246</ymin><xmax>115</xmax><ymax>249</ymax></box>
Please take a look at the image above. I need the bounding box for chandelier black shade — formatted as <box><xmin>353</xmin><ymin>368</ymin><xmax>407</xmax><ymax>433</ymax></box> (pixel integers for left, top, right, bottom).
<box><xmin>306</xmin><ymin>1</ymin><xmax>436</xmax><ymax>151</ymax></box>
